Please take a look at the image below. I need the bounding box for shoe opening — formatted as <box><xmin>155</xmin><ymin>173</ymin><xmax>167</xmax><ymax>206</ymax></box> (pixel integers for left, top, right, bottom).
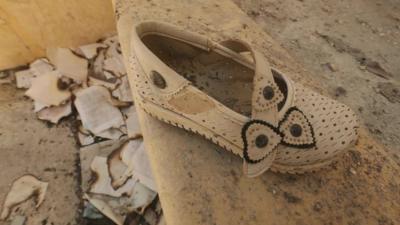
<box><xmin>141</xmin><ymin>34</ymin><xmax>288</xmax><ymax>117</ymax></box>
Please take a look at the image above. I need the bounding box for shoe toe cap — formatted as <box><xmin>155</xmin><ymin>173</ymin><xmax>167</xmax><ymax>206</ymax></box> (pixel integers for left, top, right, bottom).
<box><xmin>274</xmin><ymin>85</ymin><xmax>359</xmax><ymax>166</ymax></box>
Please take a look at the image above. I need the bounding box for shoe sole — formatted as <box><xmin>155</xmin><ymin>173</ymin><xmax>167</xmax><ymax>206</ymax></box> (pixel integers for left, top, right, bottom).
<box><xmin>138</xmin><ymin>99</ymin><xmax>338</xmax><ymax>174</ymax></box>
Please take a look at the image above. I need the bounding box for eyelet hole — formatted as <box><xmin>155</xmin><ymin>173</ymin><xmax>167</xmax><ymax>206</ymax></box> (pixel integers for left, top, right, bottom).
<box><xmin>151</xmin><ymin>71</ymin><xmax>166</xmax><ymax>89</ymax></box>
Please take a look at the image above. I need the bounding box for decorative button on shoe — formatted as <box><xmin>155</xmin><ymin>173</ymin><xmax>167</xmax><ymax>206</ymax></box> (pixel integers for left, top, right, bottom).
<box><xmin>129</xmin><ymin>21</ymin><xmax>359</xmax><ymax>177</ymax></box>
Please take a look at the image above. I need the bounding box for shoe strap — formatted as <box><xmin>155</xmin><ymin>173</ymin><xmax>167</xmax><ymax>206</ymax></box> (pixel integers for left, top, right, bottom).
<box><xmin>216</xmin><ymin>40</ymin><xmax>285</xmax><ymax>176</ymax></box>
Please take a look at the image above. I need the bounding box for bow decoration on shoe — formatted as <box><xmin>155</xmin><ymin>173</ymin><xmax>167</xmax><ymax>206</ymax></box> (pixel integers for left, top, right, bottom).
<box><xmin>241</xmin><ymin>107</ymin><xmax>316</xmax><ymax>165</ymax></box>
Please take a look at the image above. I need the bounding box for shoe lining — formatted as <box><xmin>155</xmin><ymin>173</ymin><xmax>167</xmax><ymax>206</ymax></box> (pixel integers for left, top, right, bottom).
<box><xmin>142</xmin><ymin>34</ymin><xmax>287</xmax><ymax>117</ymax></box>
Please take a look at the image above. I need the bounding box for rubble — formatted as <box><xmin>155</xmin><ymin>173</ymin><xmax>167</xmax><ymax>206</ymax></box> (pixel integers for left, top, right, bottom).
<box><xmin>2</xmin><ymin>35</ymin><xmax>162</xmax><ymax>224</ymax></box>
<box><xmin>0</xmin><ymin>175</ymin><xmax>48</xmax><ymax>220</ymax></box>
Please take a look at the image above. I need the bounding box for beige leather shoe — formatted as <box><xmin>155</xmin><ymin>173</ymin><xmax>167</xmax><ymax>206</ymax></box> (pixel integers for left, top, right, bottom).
<box><xmin>128</xmin><ymin>21</ymin><xmax>359</xmax><ymax>177</ymax></box>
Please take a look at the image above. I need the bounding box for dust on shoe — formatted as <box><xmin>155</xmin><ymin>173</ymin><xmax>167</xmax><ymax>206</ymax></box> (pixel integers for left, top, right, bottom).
<box><xmin>128</xmin><ymin>21</ymin><xmax>359</xmax><ymax>177</ymax></box>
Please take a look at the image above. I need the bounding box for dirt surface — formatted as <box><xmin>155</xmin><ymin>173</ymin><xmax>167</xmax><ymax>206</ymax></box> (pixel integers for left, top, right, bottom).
<box><xmin>116</xmin><ymin>0</ymin><xmax>400</xmax><ymax>225</ymax></box>
<box><xmin>0</xmin><ymin>84</ymin><xmax>81</xmax><ymax>225</ymax></box>
<box><xmin>0</xmin><ymin>0</ymin><xmax>399</xmax><ymax>225</ymax></box>
<box><xmin>233</xmin><ymin>0</ymin><xmax>400</xmax><ymax>161</ymax></box>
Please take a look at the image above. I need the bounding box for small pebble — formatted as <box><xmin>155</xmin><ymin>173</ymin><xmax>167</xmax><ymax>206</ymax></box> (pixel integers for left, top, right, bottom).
<box><xmin>349</xmin><ymin>167</ymin><xmax>357</xmax><ymax>175</ymax></box>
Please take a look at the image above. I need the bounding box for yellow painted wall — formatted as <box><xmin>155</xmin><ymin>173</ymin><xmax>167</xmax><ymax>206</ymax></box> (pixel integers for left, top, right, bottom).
<box><xmin>0</xmin><ymin>0</ymin><xmax>116</xmax><ymax>70</ymax></box>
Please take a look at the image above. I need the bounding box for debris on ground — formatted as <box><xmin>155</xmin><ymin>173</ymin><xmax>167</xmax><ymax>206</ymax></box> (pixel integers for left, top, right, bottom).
<box><xmin>2</xmin><ymin>35</ymin><xmax>164</xmax><ymax>224</ymax></box>
<box><xmin>334</xmin><ymin>86</ymin><xmax>347</xmax><ymax>97</ymax></box>
<box><xmin>317</xmin><ymin>32</ymin><xmax>392</xmax><ymax>79</ymax></box>
<box><xmin>0</xmin><ymin>71</ymin><xmax>14</xmax><ymax>85</ymax></box>
<box><xmin>0</xmin><ymin>175</ymin><xmax>48</xmax><ymax>221</ymax></box>
<box><xmin>322</xmin><ymin>62</ymin><xmax>338</xmax><ymax>72</ymax></box>
<box><xmin>377</xmin><ymin>82</ymin><xmax>400</xmax><ymax>103</ymax></box>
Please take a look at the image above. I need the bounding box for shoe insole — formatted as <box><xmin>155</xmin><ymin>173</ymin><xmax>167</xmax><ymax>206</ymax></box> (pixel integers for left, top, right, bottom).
<box><xmin>142</xmin><ymin>35</ymin><xmax>254</xmax><ymax>117</ymax></box>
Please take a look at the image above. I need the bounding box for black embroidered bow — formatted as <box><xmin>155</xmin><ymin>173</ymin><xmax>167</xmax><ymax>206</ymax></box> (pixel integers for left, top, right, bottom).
<box><xmin>241</xmin><ymin>107</ymin><xmax>316</xmax><ymax>164</ymax></box>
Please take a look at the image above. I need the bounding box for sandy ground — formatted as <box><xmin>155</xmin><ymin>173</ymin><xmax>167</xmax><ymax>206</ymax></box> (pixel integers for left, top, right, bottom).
<box><xmin>0</xmin><ymin>0</ymin><xmax>399</xmax><ymax>224</ymax></box>
<box><xmin>233</xmin><ymin>0</ymin><xmax>400</xmax><ymax>161</ymax></box>
<box><xmin>116</xmin><ymin>0</ymin><xmax>400</xmax><ymax>225</ymax></box>
<box><xmin>0</xmin><ymin>84</ymin><xmax>81</xmax><ymax>225</ymax></box>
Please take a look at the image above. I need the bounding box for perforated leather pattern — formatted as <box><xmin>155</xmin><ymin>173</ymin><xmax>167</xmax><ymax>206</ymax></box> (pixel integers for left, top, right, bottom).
<box><xmin>273</xmin><ymin>83</ymin><xmax>358</xmax><ymax>166</ymax></box>
<box><xmin>252</xmin><ymin>76</ymin><xmax>284</xmax><ymax>112</ymax></box>
<box><xmin>242</xmin><ymin>121</ymin><xmax>281</xmax><ymax>164</ymax></box>
<box><xmin>279</xmin><ymin>107</ymin><xmax>315</xmax><ymax>147</ymax></box>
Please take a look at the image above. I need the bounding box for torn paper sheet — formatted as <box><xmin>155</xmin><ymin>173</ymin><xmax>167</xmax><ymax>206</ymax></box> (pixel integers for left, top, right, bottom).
<box><xmin>77</xmin><ymin>43</ymin><xmax>107</xmax><ymax>59</ymax></box>
<box><xmin>103</xmin><ymin>41</ymin><xmax>126</xmax><ymax>76</ymax></box>
<box><xmin>25</xmin><ymin>71</ymin><xmax>71</xmax><ymax>106</ymax></box>
<box><xmin>129</xmin><ymin>182</ymin><xmax>157</xmax><ymax>211</ymax></box>
<box><xmin>47</xmin><ymin>47</ymin><xmax>88</xmax><ymax>83</ymax></box>
<box><xmin>103</xmin><ymin>36</ymin><xmax>120</xmax><ymax>46</ymax></box>
<box><xmin>123</xmin><ymin>106</ymin><xmax>142</xmax><ymax>138</ymax></box>
<box><xmin>80</xmin><ymin>138</ymin><xmax>129</xmax><ymax>192</ymax></box>
<box><xmin>130</xmin><ymin>143</ymin><xmax>157</xmax><ymax>191</ymax></box>
<box><xmin>123</xmin><ymin>195</ymin><xmax>161</xmax><ymax>225</ymax></box>
<box><xmin>37</xmin><ymin>101</ymin><xmax>72</xmax><ymax>123</ymax></box>
<box><xmin>74</xmin><ymin>86</ymin><xmax>124</xmax><ymax>134</ymax></box>
<box><xmin>119</xmin><ymin>125</ymin><xmax>128</xmax><ymax>135</ymax></box>
<box><xmin>114</xmin><ymin>143</ymin><xmax>157</xmax><ymax>192</ymax></box>
<box><xmin>89</xmin><ymin>156</ymin><xmax>136</xmax><ymax>197</ymax></box>
<box><xmin>103</xmin><ymin>57</ymin><xmax>126</xmax><ymax>77</ymax></box>
<box><xmin>78</xmin><ymin>132</ymin><xmax>95</xmax><ymax>146</ymax></box>
<box><xmin>111</xmin><ymin>139</ymin><xmax>143</xmax><ymax>189</ymax></box>
<box><xmin>93</xmin><ymin>49</ymin><xmax>106</xmax><ymax>78</ymax></box>
<box><xmin>96</xmin><ymin>128</ymin><xmax>125</xmax><ymax>140</ymax></box>
<box><xmin>34</xmin><ymin>101</ymin><xmax>50</xmax><ymax>113</ymax></box>
<box><xmin>84</xmin><ymin>194</ymin><xmax>124</xmax><ymax>225</ymax></box>
<box><xmin>104</xmin><ymin>71</ymin><xmax>116</xmax><ymax>80</ymax></box>
<box><xmin>0</xmin><ymin>175</ymin><xmax>48</xmax><ymax>220</ymax></box>
<box><xmin>86</xmin><ymin>182</ymin><xmax>157</xmax><ymax>222</ymax></box>
<box><xmin>15</xmin><ymin>69</ymin><xmax>34</xmax><ymax>89</ymax></box>
<box><xmin>83</xmin><ymin>201</ymin><xmax>104</xmax><ymax>220</ymax></box>
<box><xmin>107</xmin><ymin>145</ymin><xmax>129</xmax><ymax>189</ymax></box>
<box><xmin>120</xmin><ymin>139</ymin><xmax>143</xmax><ymax>166</ymax></box>
<box><xmin>29</xmin><ymin>58</ymin><xmax>54</xmax><ymax>77</ymax></box>
<box><xmin>112</xmin><ymin>76</ymin><xmax>133</xmax><ymax>102</ymax></box>
<box><xmin>88</xmin><ymin>76</ymin><xmax>120</xmax><ymax>91</ymax></box>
